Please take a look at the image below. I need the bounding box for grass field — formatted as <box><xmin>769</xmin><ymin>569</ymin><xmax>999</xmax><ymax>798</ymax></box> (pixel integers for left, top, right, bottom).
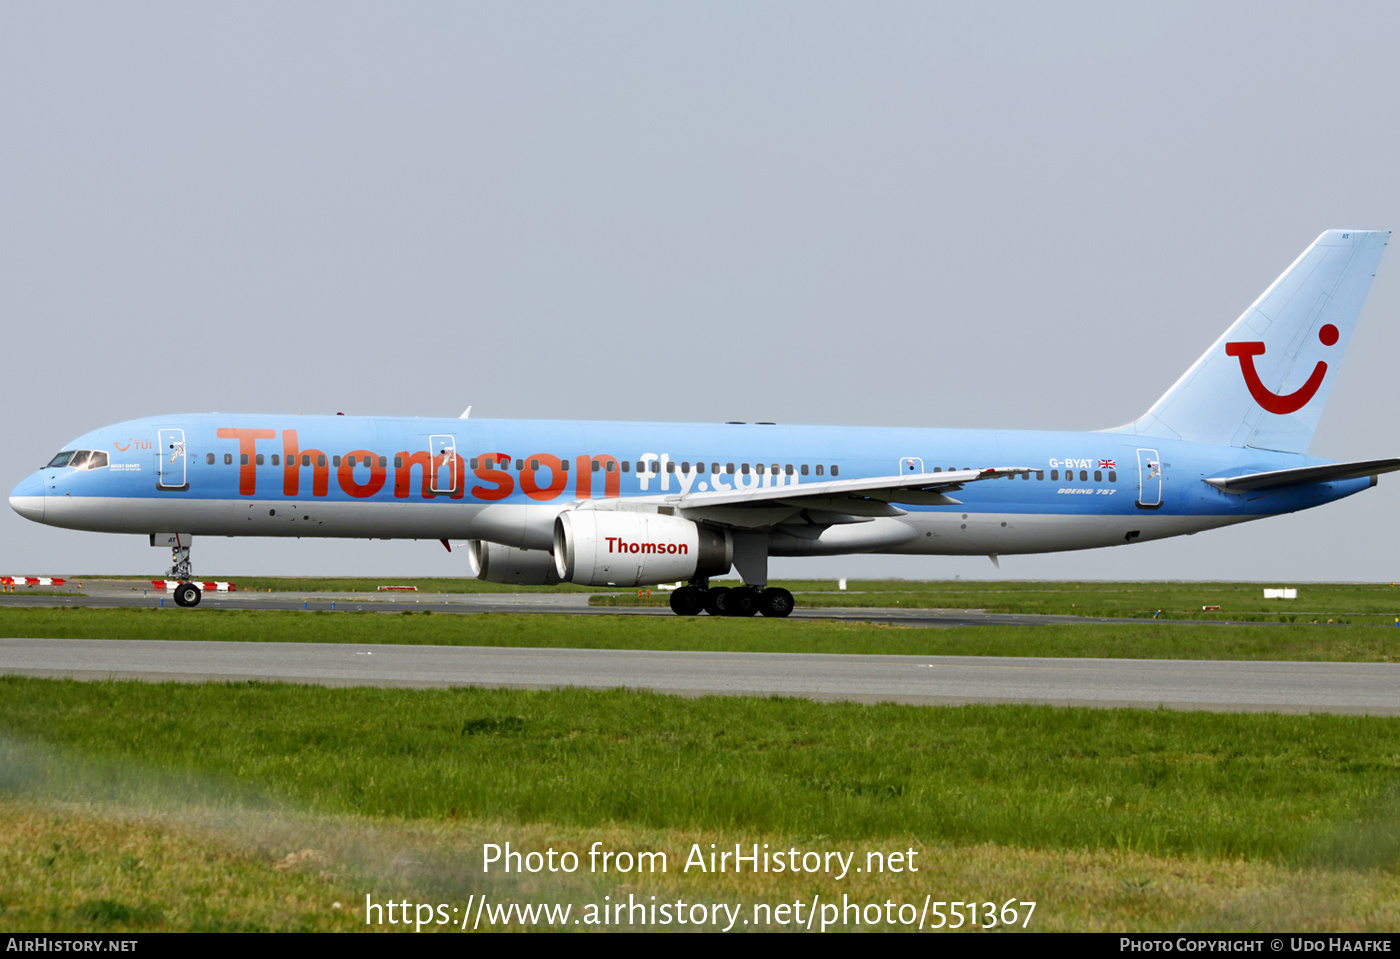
<box><xmin>3</xmin><ymin>606</ymin><xmax>1399</xmax><ymax>662</ymax></box>
<box><xmin>2</xmin><ymin>678</ymin><xmax>1399</xmax><ymax>931</ymax></box>
<box><xmin>73</xmin><ymin>576</ymin><xmax>1400</xmax><ymax>622</ymax></box>
<box><xmin>595</xmin><ymin>580</ymin><xmax>1400</xmax><ymax>624</ymax></box>
<box><xmin>4</xmin><ymin>581</ymin><xmax>1399</xmax><ymax>931</ymax></box>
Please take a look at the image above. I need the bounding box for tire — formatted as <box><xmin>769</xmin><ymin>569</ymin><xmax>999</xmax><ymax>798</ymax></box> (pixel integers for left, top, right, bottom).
<box><xmin>173</xmin><ymin>582</ymin><xmax>201</xmax><ymax>608</ymax></box>
<box><xmin>669</xmin><ymin>586</ymin><xmax>704</xmax><ymax>616</ymax></box>
<box><xmin>759</xmin><ymin>587</ymin><xmax>795</xmax><ymax>618</ymax></box>
<box><xmin>726</xmin><ymin>587</ymin><xmax>759</xmax><ymax>617</ymax></box>
<box><xmin>704</xmin><ymin>587</ymin><xmax>730</xmax><ymax>616</ymax></box>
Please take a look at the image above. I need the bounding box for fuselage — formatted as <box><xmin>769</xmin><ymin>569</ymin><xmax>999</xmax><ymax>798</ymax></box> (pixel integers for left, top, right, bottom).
<box><xmin>7</xmin><ymin>413</ymin><xmax>1371</xmax><ymax>559</ymax></box>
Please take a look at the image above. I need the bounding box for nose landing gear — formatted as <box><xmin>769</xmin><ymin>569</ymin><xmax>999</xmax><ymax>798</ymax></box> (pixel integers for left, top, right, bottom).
<box><xmin>152</xmin><ymin>534</ymin><xmax>201</xmax><ymax>607</ymax></box>
<box><xmin>173</xmin><ymin>582</ymin><xmax>202</xmax><ymax>607</ymax></box>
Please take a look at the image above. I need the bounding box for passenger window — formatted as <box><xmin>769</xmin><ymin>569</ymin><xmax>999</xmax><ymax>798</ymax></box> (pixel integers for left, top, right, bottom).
<box><xmin>1021</xmin><ymin>472</ymin><xmax>1029</xmax><ymax>480</ymax></box>
<box><xmin>933</xmin><ymin>467</ymin><xmax>941</xmax><ymax>472</ymax></box>
<box><xmin>652</xmin><ymin>462</ymin><xmax>660</xmax><ymax>474</ymax></box>
<box><xmin>224</xmin><ymin>454</ymin><xmax>233</xmax><ymax>465</ymax></box>
<box><xmin>592</xmin><ymin>461</ymin><xmax>600</xmax><ymax>472</ymax></box>
<box><xmin>726</xmin><ymin>463</ymin><xmax>735</xmax><ymax>474</ymax></box>
<box><xmin>272</xmin><ymin>454</ymin><xmax>280</xmax><ymax>466</ymax></box>
<box><xmin>1051</xmin><ymin>469</ymin><xmax>1059</xmax><ymax>481</ymax></box>
<box><xmin>815</xmin><ymin>465</ymin><xmax>824</xmax><ymax>476</ymax></box>
<box><xmin>1036</xmin><ymin>471</ymin><xmax>1044</xmax><ymax>480</ymax></box>
<box><xmin>755</xmin><ymin>464</ymin><xmax>764</xmax><ymax>475</ymax></box>
<box><xmin>240</xmin><ymin>454</ymin><xmax>249</xmax><ymax>466</ymax></box>
<box><xmin>469</xmin><ymin>458</ymin><xmax>478</xmax><ymax>469</ymax></box>
<box><xmin>379</xmin><ymin>457</ymin><xmax>387</xmax><ymax>468</ymax></box>
<box><xmin>606</xmin><ymin>461</ymin><xmax>616</xmax><ymax>473</ymax></box>
<box><xmin>331</xmin><ymin>456</ymin><xmax>339</xmax><ymax>467</ymax></box>
<box><xmin>665</xmin><ymin>461</ymin><xmax>674</xmax><ymax>473</ymax></box>
<box><xmin>831</xmin><ymin>465</ymin><xmax>839</xmax><ymax>476</ymax></box>
<box><xmin>1108</xmin><ymin>470</ymin><xmax>1117</xmax><ymax>482</ymax></box>
<box><xmin>636</xmin><ymin>461</ymin><xmax>645</xmax><ymax>473</ymax></box>
<box><xmin>801</xmin><ymin>464</ymin><xmax>809</xmax><ymax>476</ymax></box>
<box><xmin>317</xmin><ymin>455</ymin><xmax>325</xmax><ymax>468</ymax></box>
<box><xmin>395</xmin><ymin>456</ymin><xmax>403</xmax><ymax>468</ymax></box>
<box><xmin>1079</xmin><ymin>470</ymin><xmax>1087</xmax><ymax>481</ymax></box>
<box><xmin>621</xmin><ymin>461</ymin><xmax>629</xmax><ymax>472</ymax></box>
<box><xmin>741</xmin><ymin>463</ymin><xmax>750</xmax><ymax>474</ymax></box>
<box><xmin>256</xmin><ymin>454</ymin><xmax>264</xmax><ymax>466</ymax></box>
<box><xmin>206</xmin><ymin>453</ymin><xmax>215</xmax><ymax>465</ymax></box>
<box><xmin>785</xmin><ymin>464</ymin><xmax>794</xmax><ymax>475</ymax></box>
<box><xmin>559</xmin><ymin>459</ymin><xmax>567</xmax><ymax>471</ymax></box>
<box><xmin>1094</xmin><ymin>470</ymin><xmax>1102</xmax><ymax>482</ymax></box>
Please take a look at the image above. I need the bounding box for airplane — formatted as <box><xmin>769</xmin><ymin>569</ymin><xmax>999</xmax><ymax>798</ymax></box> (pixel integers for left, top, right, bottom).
<box><xmin>9</xmin><ymin>230</ymin><xmax>1399</xmax><ymax>616</ymax></box>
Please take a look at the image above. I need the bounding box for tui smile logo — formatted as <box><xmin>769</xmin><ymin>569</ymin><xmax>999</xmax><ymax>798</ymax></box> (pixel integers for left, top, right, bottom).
<box><xmin>1225</xmin><ymin>323</ymin><xmax>1339</xmax><ymax>415</ymax></box>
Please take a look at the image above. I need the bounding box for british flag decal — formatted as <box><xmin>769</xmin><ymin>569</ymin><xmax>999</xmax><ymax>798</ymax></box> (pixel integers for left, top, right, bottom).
<box><xmin>1098</xmin><ymin>459</ymin><xmax>1116</xmax><ymax>469</ymax></box>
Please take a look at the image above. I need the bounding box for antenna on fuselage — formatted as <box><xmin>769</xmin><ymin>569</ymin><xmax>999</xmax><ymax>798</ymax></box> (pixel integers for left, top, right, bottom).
<box><xmin>459</xmin><ymin>406</ymin><xmax>471</xmax><ymax>419</ymax></box>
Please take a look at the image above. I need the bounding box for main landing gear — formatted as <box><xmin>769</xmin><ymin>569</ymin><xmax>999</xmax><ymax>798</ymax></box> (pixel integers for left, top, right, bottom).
<box><xmin>668</xmin><ymin>584</ymin><xmax>794</xmax><ymax>618</ymax></box>
<box><xmin>667</xmin><ymin>532</ymin><xmax>792</xmax><ymax>618</ymax></box>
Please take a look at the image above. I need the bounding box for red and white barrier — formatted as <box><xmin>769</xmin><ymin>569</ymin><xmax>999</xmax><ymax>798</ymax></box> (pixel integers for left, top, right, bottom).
<box><xmin>377</xmin><ymin>585</ymin><xmax>418</xmax><ymax>591</ymax></box>
<box><xmin>150</xmin><ymin>580</ymin><xmax>236</xmax><ymax>592</ymax></box>
<box><xmin>3</xmin><ymin>576</ymin><xmax>67</xmax><ymax>586</ymax></box>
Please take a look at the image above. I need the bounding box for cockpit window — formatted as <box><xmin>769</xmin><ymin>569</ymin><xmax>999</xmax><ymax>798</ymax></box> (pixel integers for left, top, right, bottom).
<box><xmin>44</xmin><ymin>449</ymin><xmax>108</xmax><ymax>470</ymax></box>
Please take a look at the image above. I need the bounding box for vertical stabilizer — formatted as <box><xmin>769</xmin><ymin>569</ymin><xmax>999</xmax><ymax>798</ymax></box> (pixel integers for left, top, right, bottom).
<box><xmin>1110</xmin><ymin>230</ymin><xmax>1388</xmax><ymax>453</ymax></box>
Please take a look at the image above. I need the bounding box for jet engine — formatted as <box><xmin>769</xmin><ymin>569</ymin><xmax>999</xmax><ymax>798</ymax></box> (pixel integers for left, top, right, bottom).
<box><xmin>467</xmin><ymin>540</ymin><xmax>562</xmax><ymax>586</ymax></box>
<box><xmin>553</xmin><ymin>511</ymin><xmax>732</xmax><ymax>587</ymax></box>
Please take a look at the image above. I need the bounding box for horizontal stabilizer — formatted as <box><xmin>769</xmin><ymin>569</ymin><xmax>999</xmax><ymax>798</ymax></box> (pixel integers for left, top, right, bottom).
<box><xmin>1204</xmin><ymin>457</ymin><xmax>1400</xmax><ymax>493</ymax></box>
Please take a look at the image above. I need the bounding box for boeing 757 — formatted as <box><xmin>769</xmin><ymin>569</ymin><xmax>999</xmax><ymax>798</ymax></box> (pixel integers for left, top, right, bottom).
<box><xmin>10</xmin><ymin>230</ymin><xmax>1397</xmax><ymax>616</ymax></box>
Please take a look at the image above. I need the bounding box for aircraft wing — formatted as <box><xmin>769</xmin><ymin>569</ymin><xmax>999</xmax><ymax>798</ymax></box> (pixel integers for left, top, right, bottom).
<box><xmin>667</xmin><ymin>467</ymin><xmax>1035</xmax><ymax>509</ymax></box>
<box><xmin>588</xmin><ymin>467</ymin><xmax>1038</xmax><ymax>529</ymax></box>
<box><xmin>1204</xmin><ymin>458</ymin><xmax>1400</xmax><ymax>493</ymax></box>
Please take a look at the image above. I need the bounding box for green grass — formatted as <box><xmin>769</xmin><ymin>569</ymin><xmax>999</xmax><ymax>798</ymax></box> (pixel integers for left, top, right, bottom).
<box><xmin>598</xmin><ymin>580</ymin><xmax>1400</xmax><ymax>624</ymax></box>
<box><xmin>3</xmin><ymin>606</ymin><xmax>1399</xmax><ymax>662</ymax></box>
<box><xmin>2</xmin><ymin>678</ymin><xmax>1398</xmax><ymax>868</ymax></box>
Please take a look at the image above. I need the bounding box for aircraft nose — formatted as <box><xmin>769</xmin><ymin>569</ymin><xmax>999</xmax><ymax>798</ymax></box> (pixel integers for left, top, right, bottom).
<box><xmin>9</xmin><ymin>472</ymin><xmax>45</xmax><ymax>523</ymax></box>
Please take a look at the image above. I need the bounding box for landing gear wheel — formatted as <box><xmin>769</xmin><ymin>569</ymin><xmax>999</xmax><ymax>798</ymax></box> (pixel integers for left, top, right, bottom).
<box><xmin>669</xmin><ymin>586</ymin><xmax>705</xmax><ymax>616</ymax></box>
<box><xmin>759</xmin><ymin>587</ymin><xmax>794</xmax><ymax>618</ymax></box>
<box><xmin>726</xmin><ymin>587</ymin><xmax>759</xmax><ymax>617</ymax></box>
<box><xmin>705</xmin><ymin>587</ymin><xmax>730</xmax><ymax>616</ymax></box>
<box><xmin>173</xmin><ymin>582</ymin><xmax>202</xmax><ymax>608</ymax></box>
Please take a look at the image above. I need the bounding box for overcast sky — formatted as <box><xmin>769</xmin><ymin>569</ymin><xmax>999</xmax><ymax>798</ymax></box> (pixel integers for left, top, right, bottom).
<box><xmin>3</xmin><ymin>2</ymin><xmax>1398</xmax><ymax>583</ymax></box>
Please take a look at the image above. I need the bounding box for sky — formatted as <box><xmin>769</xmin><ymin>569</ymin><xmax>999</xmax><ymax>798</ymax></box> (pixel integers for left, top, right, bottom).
<box><xmin>3</xmin><ymin>2</ymin><xmax>1398</xmax><ymax>583</ymax></box>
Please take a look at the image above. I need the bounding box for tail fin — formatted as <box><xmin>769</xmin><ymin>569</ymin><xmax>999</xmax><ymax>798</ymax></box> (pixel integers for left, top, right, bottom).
<box><xmin>1110</xmin><ymin>230</ymin><xmax>1389</xmax><ymax>453</ymax></box>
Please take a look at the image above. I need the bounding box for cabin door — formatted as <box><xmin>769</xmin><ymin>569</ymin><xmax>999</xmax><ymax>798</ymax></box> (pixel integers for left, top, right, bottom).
<box><xmin>1135</xmin><ymin>448</ymin><xmax>1162</xmax><ymax>509</ymax></box>
<box><xmin>428</xmin><ymin>434</ymin><xmax>458</xmax><ymax>494</ymax></box>
<box><xmin>156</xmin><ymin>428</ymin><xmax>188</xmax><ymax>491</ymax></box>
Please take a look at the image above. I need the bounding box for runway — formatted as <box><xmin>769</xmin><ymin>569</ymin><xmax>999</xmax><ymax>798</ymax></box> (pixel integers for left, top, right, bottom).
<box><xmin>2</xmin><ymin>638</ymin><xmax>1397</xmax><ymax>715</ymax></box>
<box><xmin>0</xmin><ymin>578</ymin><xmax>1238</xmax><ymax>628</ymax></box>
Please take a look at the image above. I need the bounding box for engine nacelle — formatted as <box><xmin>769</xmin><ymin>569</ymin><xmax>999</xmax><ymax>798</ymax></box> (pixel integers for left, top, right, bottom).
<box><xmin>467</xmin><ymin>540</ymin><xmax>562</xmax><ymax>586</ymax></box>
<box><xmin>553</xmin><ymin>511</ymin><xmax>732</xmax><ymax>587</ymax></box>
